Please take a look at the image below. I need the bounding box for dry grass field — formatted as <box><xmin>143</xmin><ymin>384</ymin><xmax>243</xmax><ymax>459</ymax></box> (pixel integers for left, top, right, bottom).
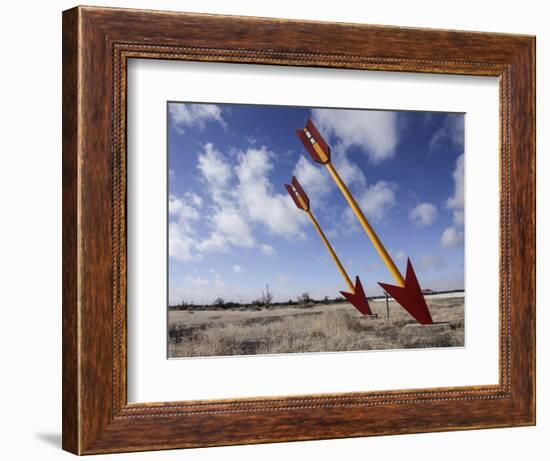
<box><xmin>168</xmin><ymin>295</ymin><xmax>464</xmax><ymax>358</ymax></box>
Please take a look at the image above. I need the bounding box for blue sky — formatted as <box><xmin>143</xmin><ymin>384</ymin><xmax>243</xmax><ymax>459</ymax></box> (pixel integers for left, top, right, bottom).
<box><xmin>167</xmin><ymin>102</ymin><xmax>464</xmax><ymax>305</ymax></box>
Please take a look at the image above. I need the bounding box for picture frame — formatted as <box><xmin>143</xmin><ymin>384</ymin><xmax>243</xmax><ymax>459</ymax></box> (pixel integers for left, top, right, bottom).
<box><xmin>62</xmin><ymin>5</ymin><xmax>535</xmax><ymax>455</ymax></box>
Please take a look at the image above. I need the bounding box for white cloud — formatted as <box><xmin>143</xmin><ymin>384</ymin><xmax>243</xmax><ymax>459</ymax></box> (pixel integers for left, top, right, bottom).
<box><xmin>260</xmin><ymin>244</ymin><xmax>276</xmax><ymax>256</ymax></box>
<box><xmin>348</xmin><ymin>181</ymin><xmax>396</xmax><ymax>223</ymax></box>
<box><xmin>236</xmin><ymin>147</ymin><xmax>307</xmax><ymax>238</ymax></box>
<box><xmin>187</xmin><ymin>193</ymin><xmax>203</xmax><ymax>208</ymax></box>
<box><xmin>169</xmin><ymin>193</ymin><xmax>200</xmax><ymax>220</ymax></box>
<box><xmin>235</xmin><ymin>146</ymin><xmax>272</xmax><ymax>182</ymax></box>
<box><xmin>277</xmin><ymin>274</ymin><xmax>289</xmax><ymax>285</ymax></box>
<box><xmin>232</xmin><ymin>265</ymin><xmax>242</xmax><ymax>274</ymax></box>
<box><xmin>169</xmin><ymin>223</ymin><xmax>196</xmax><ymax>262</ymax></box>
<box><xmin>291</xmin><ymin>108</ymin><xmax>399</xmax><ymax>237</ymax></box>
<box><xmin>245</xmin><ymin>135</ymin><xmax>257</xmax><ymax>145</ymax></box>
<box><xmin>292</xmin><ymin>155</ymin><xmax>332</xmax><ymax>201</ymax></box>
<box><xmin>181</xmin><ymin>274</ymin><xmax>228</xmax><ymax>293</ymax></box>
<box><xmin>169</xmin><ymin>144</ymin><xmax>307</xmax><ymax>262</ymax></box>
<box><xmin>197</xmin><ymin>143</ymin><xmax>232</xmax><ymax>191</ymax></box>
<box><xmin>332</xmin><ymin>144</ymin><xmax>367</xmax><ymax>190</ymax></box>
<box><xmin>429</xmin><ymin>115</ymin><xmax>464</xmax><ymax>152</ymax></box>
<box><xmin>418</xmin><ymin>255</ymin><xmax>447</xmax><ymax>271</ymax></box>
<box><xmin>298</xmin><ymin>109</ymin><xmax>398</xmax><ymax>235</ymax></box>
<box><xmin>211</xmin><ymin>208</ymin><xmax>253</xmax><ymax>245</ymax></box>
<box><xmin>312</xmin><ymin>108</ymin><xmax>399</xmax><ymax>163</ymax></box>
<box><xmin>169</xmin><ymin>144</ymin><xmax>256</xmax><ymax>260</ymax></box>
<box><xmin>453</xmin><ymin>210</ymin><xmax>464</xmax><ymax>226</ymax></box>
<box><xmin>446</xmin><ymin>153</ymin><xmax>464</xmax><ymax>221</ymax></box>
<box><xmin>198</xmin><ymin>206</ymin><xmax>255</xmax><ymax>252</ymax></box>
<box><xmin>409</xmin><ymin>202</ymin><xmax>438</xmax><ymax>226</ymax></box>
<box><xmin>441</xmin><ymin>153</ymin><xmax>465</xmax><ymax>247</ymax></box>
<box><xmin>419</xmin><ymin>273</ymin><xmax>465</xmax><ymax>292</ymax></box>
<box><xmin>213</xmin><ymin>276</ymin><xmax>226</xmax><ymax>289</ymax></box>
<box><xmin>184</xmin><ymin>276</ymin><xmax>210</xmax><ymax>286</ymax></box>
<box><xmin>394</xmin><ymin>249</ymin><xmax>407</xmax><ymax>262</ymax></box>
<box><xmin>168</xmin><ymin>103</ymin><xmax>224</xmax><ymax>133</ymax></box>
<box><xmin>195</xmin><ymin>144</ymin><xmax>257</xmax><ymax>253</ymax></box>
<box><xmin>168</xmin><ymin>193</ymin><xmax>202</xmax><ymax>261</ymax></box>
<box><xmin>441</xmin><ymin>226</ymin><xmax>464</xmax><ymax>248</ymax></box>
<box><xmin>364</xmin><ymin>261</ymin><xmax>379</xmax><ymax>272</ymax></box>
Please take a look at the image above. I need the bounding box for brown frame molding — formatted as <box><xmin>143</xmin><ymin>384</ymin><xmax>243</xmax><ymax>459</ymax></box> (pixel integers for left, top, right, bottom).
<box><xmin>62</xmin><ymin>5</ymin><xmax>535</xmax><ymax>455</ymax></box>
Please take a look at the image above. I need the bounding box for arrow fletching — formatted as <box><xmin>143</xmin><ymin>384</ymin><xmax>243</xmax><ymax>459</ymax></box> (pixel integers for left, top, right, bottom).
<box><xmin>296</xmin><ymin>119</ymin><xmax>331</xmax><ymax>164</ymax></box>
<box><xmin>285</xmin><ymin>176</ymin><xmax>310</xmax><ymax>212</ymax></box>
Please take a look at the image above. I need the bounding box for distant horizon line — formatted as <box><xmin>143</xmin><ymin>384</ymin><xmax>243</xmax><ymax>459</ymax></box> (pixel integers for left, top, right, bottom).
<box><xmin>168</xmin><ymin>288</ymin><xmax>465</xmax><ymax>308</ymax></box>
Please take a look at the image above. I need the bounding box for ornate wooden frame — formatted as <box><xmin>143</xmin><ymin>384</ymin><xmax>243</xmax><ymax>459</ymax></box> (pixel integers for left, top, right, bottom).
<box><xmin>62</xmin><ymin>5</ymin><xmax>536</xmax><ymax>455</ymax></box>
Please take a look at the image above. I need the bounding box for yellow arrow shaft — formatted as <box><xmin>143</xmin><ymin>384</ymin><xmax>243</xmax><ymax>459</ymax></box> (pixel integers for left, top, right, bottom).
<box><xmin>306</xmin><ymin>210</ymin><xmax>355</xmax><ymax>293</ymax></box>
<box><xmin>323</xmin><ymin>159</ymin><xmax>406</xmax><ymax>288</ymax></box>
<box><xmin>303</xmin><ymin>127</ymin><xmax>404</xmax><ymax>287</ymax></box>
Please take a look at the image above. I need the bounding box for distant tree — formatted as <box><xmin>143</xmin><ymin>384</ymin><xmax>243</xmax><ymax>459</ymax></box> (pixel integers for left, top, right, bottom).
<box><xmin>260</xmin><ymin>284</ymin><xmax>274</xmax><ymax>309</ymax></box>
<box><xmin>172</xmin><ymin>300</ymin><xmax>190</xmax><ymax>310</ymax></box>
<box><xmin>213</xmin><ymin>297</ymin><xmax>225</xmax><ymax>308</ymax></box>
<box><xmin>297</xmin><ymin>292</ymin><xmax>312</xmax><ymax>306</ymax></box>
<box><xmin>249</xmin><ymin>298</ymin><xmax>262</xmax><ymax>310</ymax></box>
<box><xmin>224</xmin><ymin>301</ymin><xmax>240</xmax><ymax>308</ymax></box>
<box><xmin>323</xmin><ymin>295</ymin><xmax>329</xmax><ymax>303</ymax></box>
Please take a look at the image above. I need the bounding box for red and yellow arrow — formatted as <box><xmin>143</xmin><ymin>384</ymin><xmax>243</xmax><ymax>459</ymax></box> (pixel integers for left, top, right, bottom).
<box><xmin>296</xmin><ymin>119</ymin><xmax>433</xmax><ymax>325</ymax></box>
<box><xmin>285</xmin><ymin>176</ymin><xmax>372</xmax><ymax>315</ymax></box>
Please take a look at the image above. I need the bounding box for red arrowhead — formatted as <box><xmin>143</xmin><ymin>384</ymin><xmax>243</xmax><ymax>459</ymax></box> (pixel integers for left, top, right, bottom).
<box><xmin>378</xmin><ymin>259</ymin><xmax>433</xmax><ymax>325</ymax></box>
<box><xmin>340</xmin><ymin>276</ymin><xmax>373</xmax><ymax>315</ymax></box>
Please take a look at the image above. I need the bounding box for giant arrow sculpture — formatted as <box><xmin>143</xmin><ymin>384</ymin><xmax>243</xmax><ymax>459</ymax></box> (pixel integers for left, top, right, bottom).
<box><xmin>296</xmin><ymin>119</ymin><xmax>433</xmax><ymax>325</ymax></box>
<box><xmin>285</xmin><ymin>176</ymin><xmax>372</xmax><ymax>315</ymax></box>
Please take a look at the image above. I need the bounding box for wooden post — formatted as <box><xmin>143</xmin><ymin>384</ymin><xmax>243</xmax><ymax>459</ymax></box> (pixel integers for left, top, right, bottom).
<box><xmin>385</xmin><ymin>291</ymin><xmax>390</xmax><ymax>320</ymax></box>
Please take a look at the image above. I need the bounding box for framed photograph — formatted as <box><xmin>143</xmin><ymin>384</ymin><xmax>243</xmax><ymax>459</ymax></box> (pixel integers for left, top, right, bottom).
<box><xmin>62</xmin><ymin>6</ymin><xmax>535</xmax><ymax>455</ymax></box>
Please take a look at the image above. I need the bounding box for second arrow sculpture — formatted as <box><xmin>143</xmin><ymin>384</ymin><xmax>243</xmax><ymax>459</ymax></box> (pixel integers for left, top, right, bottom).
<box><xmin>296</xmin><ymin>119</ymin><xmax>433</xmax><ymax>325</ymax></box>
<box><xmin>285</xmin><ymin>176</ymin><xmax>372</xmax><ymax>315</ymax></box>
